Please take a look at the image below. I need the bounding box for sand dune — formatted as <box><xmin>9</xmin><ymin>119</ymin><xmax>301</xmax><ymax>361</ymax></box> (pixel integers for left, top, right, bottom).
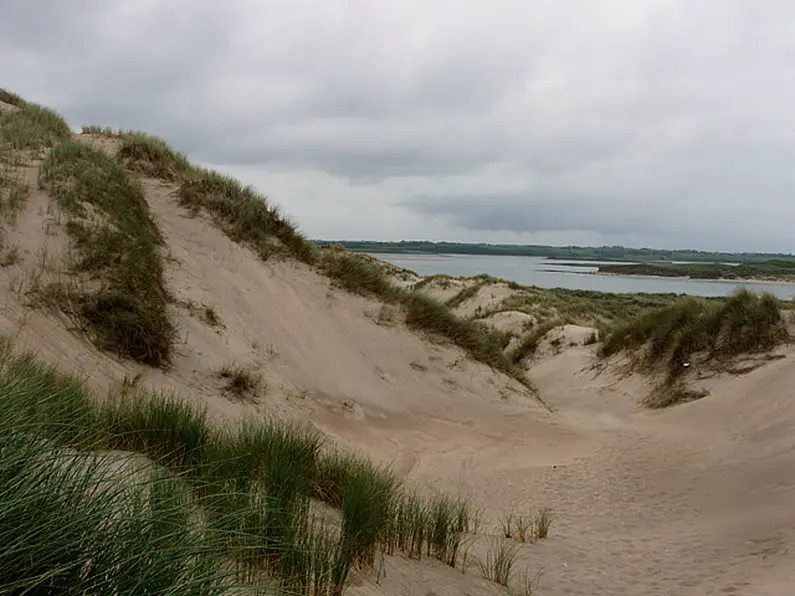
<box><xmin>2</xmin><ymin>126</ymin><xmax>794</xmax><ymax>594</ymax></box>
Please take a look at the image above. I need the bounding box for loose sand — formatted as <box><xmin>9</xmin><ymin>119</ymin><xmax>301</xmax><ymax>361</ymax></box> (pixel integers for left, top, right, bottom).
<box><xmin>1</xmin><ymin>134</ymin><xmax>793</xmax><ymax>595</ymax></box>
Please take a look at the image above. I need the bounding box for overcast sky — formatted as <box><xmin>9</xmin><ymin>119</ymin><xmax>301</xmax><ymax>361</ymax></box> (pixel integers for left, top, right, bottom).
<box><xmin>2</xmin><ymin>0</ymin><xmax>794</xmax><ymax>252</ymax></box>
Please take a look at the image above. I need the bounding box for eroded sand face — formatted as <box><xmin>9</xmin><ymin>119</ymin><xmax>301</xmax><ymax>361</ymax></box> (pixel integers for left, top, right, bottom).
<box><xmin>1</xmin><ymin>135</ymin><xmax>793</xmax><ymax>595</ymax></box>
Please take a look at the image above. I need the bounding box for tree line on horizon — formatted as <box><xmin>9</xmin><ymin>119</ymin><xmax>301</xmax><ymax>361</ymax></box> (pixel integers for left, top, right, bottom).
<box><xmin>311</xmin><ymin>240</ymin><xmax>795</xmax><ymax>265</ymax></box>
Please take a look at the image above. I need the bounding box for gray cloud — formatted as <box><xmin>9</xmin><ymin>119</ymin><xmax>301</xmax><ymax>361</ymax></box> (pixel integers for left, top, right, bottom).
<box><xmin>2</xmin><ymin>0</ymin><xmax>795</xmax><ymax>251</ymax></box>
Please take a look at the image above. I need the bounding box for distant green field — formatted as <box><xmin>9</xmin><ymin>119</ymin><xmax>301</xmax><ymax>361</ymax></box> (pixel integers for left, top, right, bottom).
<box><xmin>598</xmin><ymin>260</ymin><xmax>795</xmax><ymax>281</ymax></box>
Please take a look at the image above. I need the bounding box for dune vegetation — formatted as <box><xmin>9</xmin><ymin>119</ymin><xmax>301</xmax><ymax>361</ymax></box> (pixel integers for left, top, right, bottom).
<box><xmin>1</xmin><ymin>90</ymin><xmax>557</xmax><ymax>594</ymax></box>
<box><xmin>0</xmin><ymin>340</ymin><xmax>491</xmax><ymax>594</ymax></box>
<box><xmin>81</xmin><ymin>129</ymin><xmax>535</xmax><ymax>390</ymax></box>
<box><xmin>39</xmin><ymin>140</ymin><xmax>176</xmax><ymax>366</ymax></box>
<box><xmin>599</xmin><ymin>289</ymin><xmax>790</xmax><ymax>407</ymax></box>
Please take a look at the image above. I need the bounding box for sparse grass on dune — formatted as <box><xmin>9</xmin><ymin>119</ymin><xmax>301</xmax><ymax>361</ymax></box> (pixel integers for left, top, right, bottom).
<box><xmin>0</xmin><ymin>100</ymin><xmax>72</xmax><ymax>152</ymax></box>
<box><xmin>321</xmin><ymin>247</ymin><xmax>403</xmax><ymax>300</ymax></box>
<box><xmin>507</xmin><ymin>319</ymin><xmax>564</xmax><ymax>365</ymax></box>
<box><xmin>402</xmin><ymin>292</ymin><xmax>534</xmax><ymax>391</ymax></box>
<box><xmin>0</xmin><ymin>87</ymin><xmax>27</xmax><ymax>107</ymax></box>
<box><xmin>0</xmin><ymin>96</ymin><xmax>68</xmax><ymax>223</ymax></box>
<box><xmin>318</xmin><ymin>248</ymin><xmax>535</xmax><ymax>390</ymax></box>
<box><xmin>478</xmin><ymin>537</ymin><xmax>519</xmax><ymax>586</ymax></box>
<box><xmin>69</xmin><ymin>127</ymin><xmax>534</xmax><ymax>389</ymax></box>
<box><xmin>600</xmin><ymin>289</ymin><xmax>788</xmax><ymax>401</ymax></box>
<box><xmin>0</xmin><ymin>342</ymin><xmax>504</xmax><ymax>593</ymax></box>
<box><xmin>178</xmin><ymin>167</ymin><xmax>317</xmax><ymax>264</ymax></box>
<box><xmin>39</xmin><ymin>140</ymin><xmax>175</xmax><ymax>366</ymax></box>
<box><xmin>483</xmin><ymin>283</ymin><xmax>687</xmax><ymax>329</ymax></box>
<box><xmin>445</xmin><ymin>281</ymin><xmax>486</xmax><ymax>309</ymax></box>
<box><xmin>118</xmin><ymin>132</ymin><xmax>193</xmax><ymax>181</ymax></box>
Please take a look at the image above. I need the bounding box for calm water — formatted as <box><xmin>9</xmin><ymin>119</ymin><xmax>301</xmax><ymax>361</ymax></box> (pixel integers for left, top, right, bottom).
<box><xmin>367</xmin><ymin>253</ymin><xmax>795</xmax><ymax>300</ymax></box>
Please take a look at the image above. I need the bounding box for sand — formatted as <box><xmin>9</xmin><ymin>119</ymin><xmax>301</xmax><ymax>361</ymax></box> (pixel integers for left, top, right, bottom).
<box><xmin>1</xmin><ymin>133</ymin><xmax>794</xmax><ymax>595</ymax></box>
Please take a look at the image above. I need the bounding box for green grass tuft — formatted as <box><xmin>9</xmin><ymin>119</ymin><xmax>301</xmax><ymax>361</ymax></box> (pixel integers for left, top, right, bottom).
<box><xmin>100</xmin><ymin>393</ymin><xmax>210</xmax><ymax>474</ymax></box>
<box><xmin>39</xmin><ymin>140</ymin><xmax>175</xmax><ymax>366</ymax></box>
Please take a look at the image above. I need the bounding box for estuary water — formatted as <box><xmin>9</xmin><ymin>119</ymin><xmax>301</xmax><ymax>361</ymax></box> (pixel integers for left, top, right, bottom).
<box><xmin>367</xmin><ymin>253</ymin><xmax>795</xmax><ymax>300</ymax></box>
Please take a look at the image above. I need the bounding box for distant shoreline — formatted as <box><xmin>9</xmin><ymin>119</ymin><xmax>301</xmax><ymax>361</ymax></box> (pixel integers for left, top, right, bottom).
<box><xmin>595</xmin><ymin>271</ymin><xmax>795</xmax><ymax>286</ymax></box>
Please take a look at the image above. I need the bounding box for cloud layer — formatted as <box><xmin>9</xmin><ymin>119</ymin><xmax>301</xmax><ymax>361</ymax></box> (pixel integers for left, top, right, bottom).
<box><xmin>2</xmin><ymin>0</ymin><xmax>794</xmax><ymax>251</ymax></box>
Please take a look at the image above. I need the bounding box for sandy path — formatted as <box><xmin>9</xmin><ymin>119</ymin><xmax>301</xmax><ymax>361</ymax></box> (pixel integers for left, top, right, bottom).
<box><xmin>321</xmin><ymin>347</ymin><xmax>795</xmax><ymax>595</ymax></box>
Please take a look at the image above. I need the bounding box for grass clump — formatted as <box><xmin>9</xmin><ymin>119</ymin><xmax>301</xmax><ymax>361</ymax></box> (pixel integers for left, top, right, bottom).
<box><xmin>0</xmin><ymin>433</ymin><xmax>243</xmax><ymax>595</ymax></box>
<box><xmin>177</xmin><ymin>167</ymin><xmax>316</xmax><ymax>264</ymax></box>
<box><xmin>0</xmin><ymin>341</ymin><xmax>506</xmax><ymax>593</ymax></box>
<box><xmin>445</xmin><ymin>281</ymin><xmax>484</xmax><ymax>309</ymax></box>
<box><xmin>39</xmin><ymin>140</ymin><xmax>175</xmax><ymax>366</ymax></box>
<box><xmin>478</xmin><ymin>538</ymin><xmax>519</xmax><ymax>586</ymax></box>
<box><xmin>642</xmin><ymin>381</ymin><xmax>710</xmax><ymax>409</ymax></box>
<box><xmin>321</xmin><ymin>247</ymin><xmax>402</xmax><ymax>301</ymax></box>
<box><xmin>0</xmin><ymin>101</ymin><xmax>72</xmax><ymax>152</ymax></box>
<box><xmin>101</xmin><ymin>393</ymin><xmax>210</xmax><ymax>474</ymax></box>
<box><xmin>118</xmin><ymin>132</ymin><xmax>192</xmax><ymax>181</ymax></box>
<box><xmin>600</xmin><ymin>289</ymin><xmax>788</xmax><ymax>379</ymax></box>
<box><xmin>402</xmin><ymin>292</ymin><xmax>533</xmax><ymax>390</ymax></box>
<box><xmin>533</xmin><ymin>507</ymin><xmax>553</xmax><ymax>539</ymax></box>
<box><xmin>0</xmin><ymin>87</ymin><xmax>27</xmax><ymax>107</ymax></box>
<box><xmin>508</xmin><ymin>319</ymin><xmax>562</xmax><ymax>365</ymax></box>
<box><xmin>217</xmin><ymin>364</ymin><xmax>262</xmax><ymax>400</ymax></box>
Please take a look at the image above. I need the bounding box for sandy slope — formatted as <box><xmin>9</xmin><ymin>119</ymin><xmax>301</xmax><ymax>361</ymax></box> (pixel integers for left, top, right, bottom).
<box><xmin>2</xmin><ymin>136</ymin><xmax>794</xmax><ymax>594</ymax></box>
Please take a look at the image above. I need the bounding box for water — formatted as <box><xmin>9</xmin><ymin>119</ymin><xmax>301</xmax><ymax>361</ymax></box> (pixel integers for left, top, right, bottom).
<box><xmin>367</xmin><ymin>253</ymin><xmax>795</xmax><ymax>300</ymax></box>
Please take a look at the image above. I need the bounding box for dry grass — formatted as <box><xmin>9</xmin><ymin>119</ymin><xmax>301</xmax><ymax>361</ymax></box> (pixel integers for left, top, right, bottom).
<box><xmin>478</xmin><ymin>537</ymin><xmax>519</xmax><ymax>586</ymax></box>
<box><xmin>642</xmin><ymin>381</ymin><xmax>710</xmax><ymax>409</ymax></box>
<box><xmin>217</xmin><ymin>363</ymin><xmax>262</xmax><ymax>400</ymax></box>
<box><xmin>39</xmin><ymin>140</ymin><xmax>175</xmax><ymax>366</ymax></box>
<box><xmin>178</xmin><ymin>167</ymin><xmax>317</xmax><ymax>264</ymax></box>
